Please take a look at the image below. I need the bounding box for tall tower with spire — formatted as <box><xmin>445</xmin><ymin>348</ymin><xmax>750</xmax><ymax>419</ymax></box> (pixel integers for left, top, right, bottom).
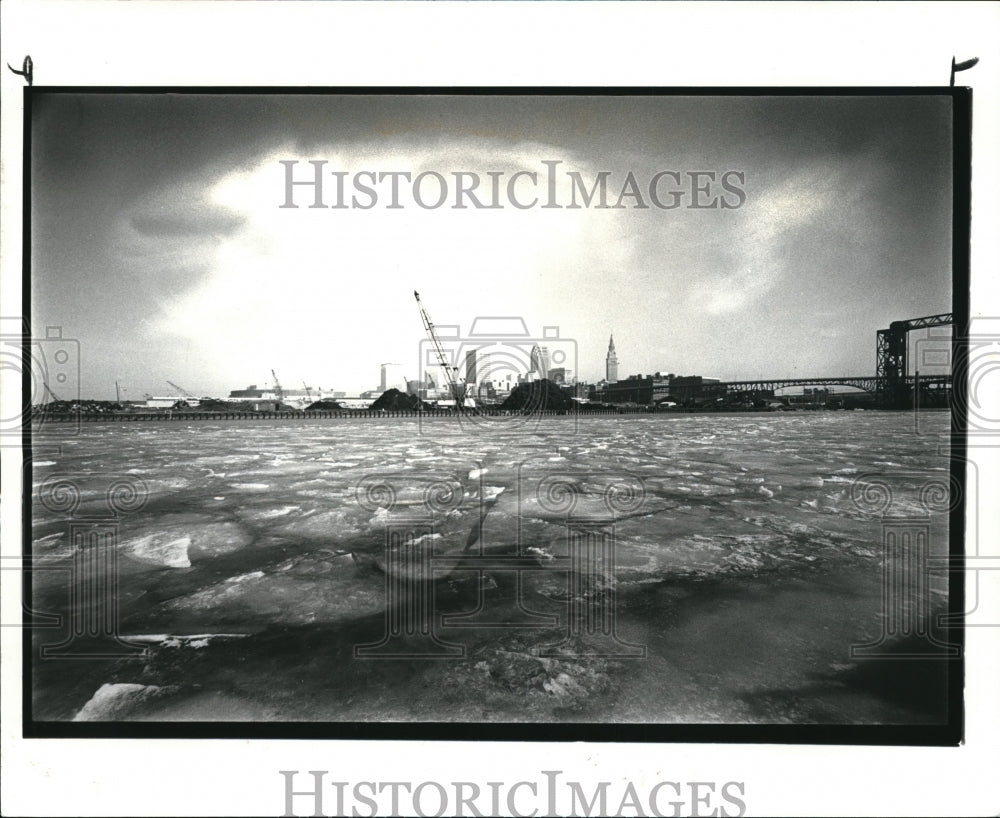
<box><xmin>605</xmin><ymin>334</ymin><xmax>619</xmax><ymax>383</ymax></box>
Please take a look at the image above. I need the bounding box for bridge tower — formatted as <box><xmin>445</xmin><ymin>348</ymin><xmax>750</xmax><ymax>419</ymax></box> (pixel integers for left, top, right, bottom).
<box><xmin>875</xmin><ymin>313</ymin><xmax>954</xmax><ymax>408</ymax></box>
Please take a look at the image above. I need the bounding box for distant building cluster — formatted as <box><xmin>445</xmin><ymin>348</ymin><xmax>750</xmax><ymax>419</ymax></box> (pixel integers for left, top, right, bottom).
<box><xmin>397</xmin><ymin>334</ymin><xmax>728</xmax><ymax>408</ymax></box>
<box><xmin>588</xmin><ymin>335</ymin><xmax>724</xmax><ymax>407</ymax></box>
<box><xmin>133</xmin><ymin>333</ymin><xmax>729</xmax><ymax>411</ymax></box>
<box><xmin>593</xmin><ymin>373</ymin><xmax>723</xmax><ymax>406</ymax></box>
<box><xmin>396</xmin><ymin>342</ymin><xmax>579</xmax><ymax>405</ymax></box>
<box><xmin>225</xmin><ymin>384</ymin><xmax>343</xmax><ymax>410</ymax></box>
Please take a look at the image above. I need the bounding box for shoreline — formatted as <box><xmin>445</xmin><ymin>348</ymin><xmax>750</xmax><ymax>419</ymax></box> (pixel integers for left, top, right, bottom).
<box><xmin>31</xmin><ymin>407</ymin><xmax>950</xmax><ymax>424</ymax></box>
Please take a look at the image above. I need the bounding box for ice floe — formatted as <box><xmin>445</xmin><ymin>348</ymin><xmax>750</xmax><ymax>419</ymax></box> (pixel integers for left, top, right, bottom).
<box><xmin>73</xmin><ymin>683</ymin><xmax>168</xmax><ymax>721</ymax></box>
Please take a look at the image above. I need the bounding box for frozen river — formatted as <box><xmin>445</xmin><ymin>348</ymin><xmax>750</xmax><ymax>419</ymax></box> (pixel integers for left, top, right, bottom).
<box><xmin>30</xmin><ymin>412</ymin><xmax>954</xmax><ymax>725</ymax></box>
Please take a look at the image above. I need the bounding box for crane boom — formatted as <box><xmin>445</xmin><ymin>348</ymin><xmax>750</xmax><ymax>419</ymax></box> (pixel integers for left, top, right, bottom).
<box><xmin>166</xmin><ymin>380</ymin><xmax>195</xmax><ymax>398</ymax></box>
<box><xmin>414</xmin><ymin>290</ymin><xmax>464</xmax><ymax>403</ymax></box>
<box><xmin>271</xmin><ymin>369</ymin><xmax>284</xmax><ymax>403</ymax></box>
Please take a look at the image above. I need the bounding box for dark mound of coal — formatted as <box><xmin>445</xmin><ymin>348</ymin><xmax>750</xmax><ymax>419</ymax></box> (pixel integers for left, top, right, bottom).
<box><xmin>370</xmin><ymin>389</ymin><xmax>432</xmax><ymax>411</ymax></box>
<box><xmin>579</xmin><ymin>402</ymin><xmax>616</xmax><ymax>412</ymax></box>
<box><xmin>305</xmin><ymin>399</ymin><xmax>344</xmax><ymax>411</ymax></box>
<box><xmin>35</xmin><ymin>400</ymin><xmax>123</xmax><ymax>414</ymax></box>
<box><xmin>500</xmin><ymin>379</ymin><xmax>577</xmax><ymax>412</ymax></box>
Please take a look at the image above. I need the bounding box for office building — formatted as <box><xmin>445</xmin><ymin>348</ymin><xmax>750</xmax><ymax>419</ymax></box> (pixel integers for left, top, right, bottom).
<box><xmin>529</xmin><ymin>344</ymin><xmax>550</xmax><ymax>379</ymax></box>
<box><xmin>606</xmin><ymin>335</ymin><xmax>619</xmax><ymax>383</ymax></box>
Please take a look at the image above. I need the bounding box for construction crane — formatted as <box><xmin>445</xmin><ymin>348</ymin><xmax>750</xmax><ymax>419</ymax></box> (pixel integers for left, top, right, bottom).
<box><xmin>166</xmin><ymin>380</ymin><xmax>195</xmax><ymax>398</ymax></box>
<box><xmin>271</xmin><ymin>369</ymin><xmax>284</xmax><ymax>404</ymax></box>
<box><xmin>302</xmin><ymin>381</ymin><xmax>313</xmax><ymax>401</ymax></box>
<box><xmin>414</xmin><ymin>290</ymin><xmax>465</xmax><ymax>404</ymax></box>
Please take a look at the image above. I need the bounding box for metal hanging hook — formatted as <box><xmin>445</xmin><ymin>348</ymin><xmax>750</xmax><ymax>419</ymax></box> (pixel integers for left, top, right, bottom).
<box><xmin>950</xmin><ymin>56</ymin><xmax>979</xmax><ymax>87</ymax></box>
<box><xmin>7</xmin><ymin>55</ymin><xmax>33</xmax><ymax>85</ymax></box>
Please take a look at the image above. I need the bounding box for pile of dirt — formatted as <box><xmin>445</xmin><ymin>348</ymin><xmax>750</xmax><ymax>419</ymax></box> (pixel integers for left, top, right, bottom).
<box><xmin>305</xmin><ymin>399</ymin><xmax>345</xmax><ymax>411</ymax></box>
<box><xmin>500</xmin><ymin>379</ymin><xmax>576</xmax><ymax>412</ymax></box>
<box><xmin>369</xmin><ymin>389</ymin><xmax>433</xmax><ymax>411</ymax></box>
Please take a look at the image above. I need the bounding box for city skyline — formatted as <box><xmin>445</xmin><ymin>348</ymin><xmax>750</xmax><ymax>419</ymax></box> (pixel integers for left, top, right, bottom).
<box><xmin>30</xmin><ymin>93</ymin><xmax>953</xmax><ymax>399</ymax></box>
<box><xmin>64</xmin><ymin>320</ymin><xmax>952</xmax><ymax>403</ymax></box>
<box><xmin>34</xmin><ymin>305</ymin><xmax>956</xmax><ymax>403</ymax></box>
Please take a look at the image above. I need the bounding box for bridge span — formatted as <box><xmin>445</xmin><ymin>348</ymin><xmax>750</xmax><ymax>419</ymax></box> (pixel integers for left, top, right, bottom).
<box><xmin>718</xmin><ymin>313</ymin><xmax>954</xmax><ymax>407</ymax></box>
<box><xmin>718</xmin><ymin>374</ymin><xmax>952</xmax><ymax>396</ymax></box>
<box><xmin>720</xmin><ymin>376</ymin><xmax>877</xmax><ymax>394</ymax></box>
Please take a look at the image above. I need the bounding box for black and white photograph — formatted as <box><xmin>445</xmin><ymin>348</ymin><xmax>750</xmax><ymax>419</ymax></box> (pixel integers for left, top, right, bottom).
<box><xmin>23</xmin><ymin>89</ymin><xmax>964</xmax><ymax>735</ymax></box>
<box><xmin>3</xmin><ymin>3</ymin><xmax>999</xmax><ymax>817</ymax></box>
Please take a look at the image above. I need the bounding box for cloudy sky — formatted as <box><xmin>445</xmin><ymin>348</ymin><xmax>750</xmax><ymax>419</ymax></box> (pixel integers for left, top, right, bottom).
<box><xmin>31</xmin><ymin>93</ymin><xmax>953</xmax><ymax>399</ymax></box>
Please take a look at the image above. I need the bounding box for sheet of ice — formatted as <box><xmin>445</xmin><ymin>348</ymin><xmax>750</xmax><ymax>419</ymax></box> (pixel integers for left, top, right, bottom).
<box><xmin>124</xmin><ymin>533</ymin><xmax>192</xmax><ymax>568</ymax></box>
<box><xmin>73</xmin><ymin>683</ymin><xmax>168</xmax><ymax>721</ymax></box>
<box><xmin>118</xmin><ymin>516</ymin><xmax>253</xmax><ymax>567</ymax></box>
<box><xmin>31</xmin><ymin>412</ymin><xmax>952</xmax><ymax>723</ymax></box>
<box><xmin>151</xmin><ymin>553</ymin><xmax>387</xmax><ymax>626</ymax></box>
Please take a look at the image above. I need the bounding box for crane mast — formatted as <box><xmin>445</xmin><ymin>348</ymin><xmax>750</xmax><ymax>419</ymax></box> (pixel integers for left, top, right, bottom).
<box><xmin>414</xmin><ymin>290</ymin><xmax>465</xmax><ymax>404</ymax></box>
<box><xmin>271</xmin><ymin>369</ymin><xmax>284</xmax><ymax>404</ymax></box>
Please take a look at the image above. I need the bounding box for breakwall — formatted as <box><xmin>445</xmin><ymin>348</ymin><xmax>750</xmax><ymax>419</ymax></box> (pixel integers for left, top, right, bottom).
<box><xmin>33</xmin><ymin>407</ymin><xmax>658</xmax><ymax>423</ymax></box>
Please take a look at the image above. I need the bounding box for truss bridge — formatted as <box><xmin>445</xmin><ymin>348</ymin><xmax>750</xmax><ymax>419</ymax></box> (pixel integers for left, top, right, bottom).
<box><xmin>714</xmin><ymin>313</ymin><xmax>954</xmax><ymax>408</ymax></box>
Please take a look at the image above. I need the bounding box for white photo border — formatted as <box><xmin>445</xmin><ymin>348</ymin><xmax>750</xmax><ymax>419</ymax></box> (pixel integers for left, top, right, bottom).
<box><xmin>2</xmin><ymin>2</ymin><xmax>998</xmax><ymax>816</ymax></box>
